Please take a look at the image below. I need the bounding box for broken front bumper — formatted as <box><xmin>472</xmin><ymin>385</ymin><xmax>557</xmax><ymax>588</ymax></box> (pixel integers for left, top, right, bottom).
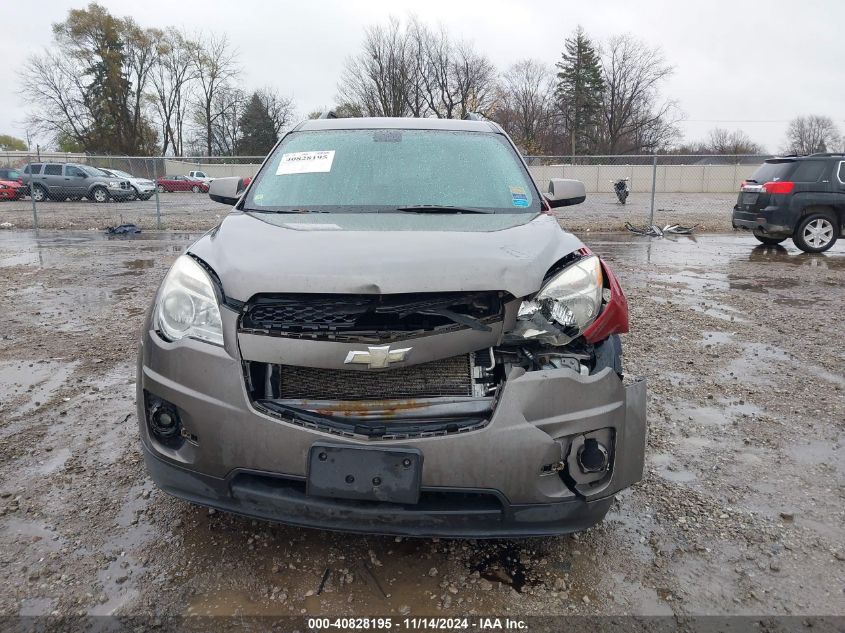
<box><xmin>137</xmin><ymin>326</ymin><xmax>647</xmax><ymax>537</ymax></box>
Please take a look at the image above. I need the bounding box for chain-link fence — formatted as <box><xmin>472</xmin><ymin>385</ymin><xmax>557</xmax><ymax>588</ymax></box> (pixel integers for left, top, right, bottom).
<box><xmin>525</xmin><ymin>154</ymin><xmax>772</xmax><ymax>231</ymax></box>
<box><xmin>0</xmin><ymin>152</ymin><xmax>771</xmax><ymax>231</ymax></box>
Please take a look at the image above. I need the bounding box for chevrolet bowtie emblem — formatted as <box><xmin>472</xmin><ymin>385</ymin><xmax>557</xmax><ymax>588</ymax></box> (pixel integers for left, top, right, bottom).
<box><xmin>344</xmin><ymin>345</ymin><xmax>412</xmax><ymax>369</ymax></box>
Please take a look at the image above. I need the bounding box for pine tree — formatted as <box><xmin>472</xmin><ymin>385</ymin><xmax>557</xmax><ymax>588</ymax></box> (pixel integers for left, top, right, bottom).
<box><xmin>237</xmin><ymin>93</ymin><xmax>278</xmax><ymax>156</ymax></box>
<box><xmin>555</xmin><ymin>26</ymin><xmax>604</xmax><ymax>157</ymax></box>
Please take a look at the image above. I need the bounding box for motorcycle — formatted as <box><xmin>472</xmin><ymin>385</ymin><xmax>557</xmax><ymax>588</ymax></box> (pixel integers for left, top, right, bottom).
<box><xmin>613</xmin><ymin>177</ymin><xmax>630</xmax><ymax>204</ymax></box>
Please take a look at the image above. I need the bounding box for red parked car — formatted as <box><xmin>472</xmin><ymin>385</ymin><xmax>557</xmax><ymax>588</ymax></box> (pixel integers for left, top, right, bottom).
<box><xmin>0</xmin><ymin>180</ymin><xmax>24</xmax><ymax>200</ymax></box>
<box><xmin>155</xmin><ymin>175</ymin><xmax>209</xmax><ymax>193</ymax></box>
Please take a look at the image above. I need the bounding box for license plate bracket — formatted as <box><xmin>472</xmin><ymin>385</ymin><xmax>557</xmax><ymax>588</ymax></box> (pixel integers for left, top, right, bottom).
<box><xmin>306</xmin><ymin>443</ymin><xmax>422</xmax><ymax>504</ymax></box>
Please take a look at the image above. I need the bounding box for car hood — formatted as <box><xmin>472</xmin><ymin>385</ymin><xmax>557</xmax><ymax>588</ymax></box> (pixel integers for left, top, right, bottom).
<box><xmin>188</xmin><ymin>211</ymin><xmax>584</xmax><ymax>301</ymax></box>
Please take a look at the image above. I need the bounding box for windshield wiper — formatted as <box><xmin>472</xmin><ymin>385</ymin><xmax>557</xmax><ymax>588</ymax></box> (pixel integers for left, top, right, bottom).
<box><xmin>395</xmin><ymin>205</ymin><xmax>494</xmax><ymax>214</ymax></box>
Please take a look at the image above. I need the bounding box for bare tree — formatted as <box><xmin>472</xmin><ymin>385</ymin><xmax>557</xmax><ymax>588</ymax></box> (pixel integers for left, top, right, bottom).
<box><xmin>338</xmin><ymin>16</ymin><xmax>498</xmax><ymax>120</ymax></box>
<box><xmin>783</xmin><ymin>115</ymin><xmax>841</xmax><ymax>155</ymax></box>
<box><xmin>495</xmin><ymin>59</ymin><xmax>556</xmax><ymax>153</ymax></box>
<box><xmin>418</xmin><ymin>28</ymin><xmax>497</xmax><ymax>119</ymax></box>
<box><xmin>150</xmin><ymin>29</ymin><xmax>196</xmax><ymax>155</ymax></box>
<box><xmin>596</xmin><ymin>35</ymin><xmax>680</xmax><ymax>154</ymax></box>
<box><xmin>256</xmin><ymin>87</ymin><xmax>297</xmax><ymax>137</ymax></box>
<box><xmin>338</xmin><ymin>17</ymin><xmax>412</xmax><ymax>117</ymax></box>
<box><xmin>20</xmin><ymin>50</ymin><xmax>94</xmax><ymax>149</ymax></box>
<box><xmin>123</xmin><ymin>19</ymin><xmax>160</xmax><ymax>150</ymax></box>
<box><xmin>190</xmin><ymin>33</ymin><xmax>239</xmax><ymax>156</ymax></box>
<box><xmin>705</xmin><ymin>127</ymin><xmax>763</xmax><ymax>155</ymax></box>
<box><xmin>208</xmin><ymin>86</ymin><xmax>246</xmax><ymax>155</ymax></box>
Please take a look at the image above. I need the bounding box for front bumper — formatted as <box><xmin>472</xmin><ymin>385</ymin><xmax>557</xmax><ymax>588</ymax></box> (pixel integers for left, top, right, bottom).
<box><xmin>137</xmin><ymin>321</ymin><xmax>647</xmax><ymax>537</ymax></box>
<box><xmin>107</xmin><ymin>188</ymin><xmax>135</xmax><ymax>200</ymax></box>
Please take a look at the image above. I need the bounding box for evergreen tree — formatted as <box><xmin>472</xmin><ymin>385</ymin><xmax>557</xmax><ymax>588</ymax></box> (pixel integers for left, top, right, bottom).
<box><xmin>237</xmin><ymin>93</ymin><xmax>277</xmax><ymax>156</ymax></box>
<box><xmin>555</xmin><ymin>26</ymin><xmax>604</xmax><ymax>156</ymax></box>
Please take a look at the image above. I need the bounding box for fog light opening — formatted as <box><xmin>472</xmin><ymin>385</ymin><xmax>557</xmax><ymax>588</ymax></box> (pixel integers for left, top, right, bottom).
<box><xmin>577</xmin><ymin>438</ymin><xmax>609</xmax><ymax>473</ymax></box>
<box><xmin>150</xmin><ymin>402</ymin><xmax>181</xmax><ymax>440</ymax></box>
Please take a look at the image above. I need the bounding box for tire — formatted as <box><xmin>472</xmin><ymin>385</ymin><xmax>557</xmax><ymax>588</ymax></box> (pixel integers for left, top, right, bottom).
<box><xmin>91</xmin><ymin>186</ymin><xmax>109</xmax><ymax>203</ymax></box>
<box><xmin>139</xmin><ymin>194</ymin><xmax>152</xmax><ymax>201</ymax></box>
<box><xmin>129</xmin><ymin>186</ymin><xmax>139</xmax><ymax>201</ymax></box>
<box><xmin>753</xmin><ymin>230</ymin><xmax>787</xmax><ymax>246</ymax></box>
<box><xmin>793</xmin><ymin>210</ymin><xmax>839</xmax><ymax>253</ymax></box>
<box><xmin>157</xmin><ymin>184</ymin><xmax>166</xmax><ymax>193</ymax></box>
<box><xmin>191</xmin><ymin>184</ymin><xmax>200</xmax><ymax>193</ymax></box>
<box><xmin>31</xmin><ymin>185</ymin><xmax>47</xmax><ymax>202</ymax></box>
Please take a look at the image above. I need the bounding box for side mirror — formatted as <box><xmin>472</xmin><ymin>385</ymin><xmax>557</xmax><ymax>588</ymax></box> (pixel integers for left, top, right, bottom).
<box><xmin>544</xmin><ymin>178</ymin><xmax>586</xmax><ymax>208</ymax></box>
<box><xmin>208</xmin><ymin>177</ymin><xmax>247</xmax><ymax>206</ymax></box>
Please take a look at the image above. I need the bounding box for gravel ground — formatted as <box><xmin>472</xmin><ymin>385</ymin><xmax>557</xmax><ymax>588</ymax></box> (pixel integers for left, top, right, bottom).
<box><xmin>0</xmin><ymin>191</ymin><xmax>738</xmax><ymax>233</ymax></box>
<box><xmin>0</xmin><ymin>229</ymin><xmax>843</xmax><ymax>624</ymax></box>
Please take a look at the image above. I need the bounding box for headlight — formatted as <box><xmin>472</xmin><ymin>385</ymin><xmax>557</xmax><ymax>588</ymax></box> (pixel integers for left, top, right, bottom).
<box><xmin>509</xmin><ymin>255</ymin><xmax>603</xmax><ymax>346</ymax></box>
<box><xmin>155</xmin><ymin>255</ymin><xmax>224</xmax><ymax>346</ymax></box>
<box><xmin>108</xmin><ymin>181</ymin><xmax>121</xmax><ymax>188</ymax></box>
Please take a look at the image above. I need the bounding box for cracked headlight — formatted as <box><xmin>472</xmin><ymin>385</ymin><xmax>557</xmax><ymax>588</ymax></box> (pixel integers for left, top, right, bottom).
<box><xmin>510</xmin><ymin>255</ymin><xmax>603</xmax><ymax>346</ymax></box>
<box><xmin>155</xmin><ymin>255</ymin><xmax>223</xmax><ymax>346</ymax></box>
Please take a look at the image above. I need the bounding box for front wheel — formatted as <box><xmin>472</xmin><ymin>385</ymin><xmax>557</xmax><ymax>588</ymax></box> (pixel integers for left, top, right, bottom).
<box><xmin>139</xmin><ymin>194</ymin><xmax>153</xmax><ymax>201</ymax></box>
<box><xmin>191</xmin><ymin>184</ymin><xmax>200</xmax><ymax>193</ymax></box>
<box><xmin>91</xmin><ymin>186</ymin><xmax>109</xmax><ymax>203</ymax></box>
<box><xmin>129</xmin><ymin>186</ymin><xmax>139</xmax><ymax>201</ymax></box>
<box><xmin>753</xmin><ymin>230</ymin><xmax>787</xmax><ymax>246</ymax></box>
<box><xmin>793</xmin><ymin>212</ymin><xmax>838</xmax><ymax>253</ymax></box>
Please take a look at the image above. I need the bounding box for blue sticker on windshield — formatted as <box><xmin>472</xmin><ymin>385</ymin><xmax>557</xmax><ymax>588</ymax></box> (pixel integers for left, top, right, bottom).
<box><xmin>510</xmin><ymin>186</ymin><xmax>529</xmax><ymax>207</ymax></box>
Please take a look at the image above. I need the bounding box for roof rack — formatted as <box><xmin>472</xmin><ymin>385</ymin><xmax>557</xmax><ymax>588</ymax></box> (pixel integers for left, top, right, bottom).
<box><xmin>808</xmin><ymin>152</ymin><xmax>845</xmax><ymax>157</ymax></box>
<box><xmin>462</xmin><ymin>112</ymin><xmax>485</xmax><ymax>121</ymax></box>
<box><xmin>318</xmin><ymin>110</ymin><xmax>337</xmax><ymax>119</ymax></box>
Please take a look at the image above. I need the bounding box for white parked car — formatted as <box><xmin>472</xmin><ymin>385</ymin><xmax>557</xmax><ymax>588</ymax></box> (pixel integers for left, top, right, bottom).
<box><xmin>101</xmin><ymin>169</ymin><xmax>156</xmax><ymax>201</ymax></box>
<box><xmin>186</xmin><ymin>170</ymin><xmax>214</xmax><ymax>184</ymax></box>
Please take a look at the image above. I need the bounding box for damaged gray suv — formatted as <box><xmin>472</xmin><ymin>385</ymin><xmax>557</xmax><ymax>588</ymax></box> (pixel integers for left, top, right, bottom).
<box><xmin>137</xmin><ymin>117</ymin><xmax>646</xmax><ymax>537</ymax></box>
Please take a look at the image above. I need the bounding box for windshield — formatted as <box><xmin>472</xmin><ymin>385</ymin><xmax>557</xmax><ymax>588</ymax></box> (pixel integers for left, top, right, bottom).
<box><xmin>81</xmin><ymin>165</ymin><xmax>108</xmax><ymax>177</ymax></box>
<box><xmin>244</xmin><ymin>129</ymin><xmax>539</xmax><ymax>213</ymax></box>
<box><xmin>109</xmin><ymin>169</ymin><xmax>133</xmax><ymax>179</ymax></box>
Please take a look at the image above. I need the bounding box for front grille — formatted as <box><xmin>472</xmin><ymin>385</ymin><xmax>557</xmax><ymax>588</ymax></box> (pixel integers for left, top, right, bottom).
<box><xmin>278</xmin><ymin>354</ymin><xmax>473</xmax><ymax>400</ymax></box>
<box><xmin>241</xmin><ymin>291</ymin><xmax>506</xmax><ymax>342</ymax></box>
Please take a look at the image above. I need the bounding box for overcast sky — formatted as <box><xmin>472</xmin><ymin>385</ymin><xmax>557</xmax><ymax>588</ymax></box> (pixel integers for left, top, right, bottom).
<box><xmin>2</xmin><ymin>0</ymin><xmax>842</xmax><ymax>153</ymax></box>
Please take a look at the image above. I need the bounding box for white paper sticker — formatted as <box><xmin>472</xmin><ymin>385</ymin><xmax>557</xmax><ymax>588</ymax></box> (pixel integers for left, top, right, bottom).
<box><xmin>276</xmin><ymin>150</ymin><xmax>335</xmax><ymax>175</ymax></box>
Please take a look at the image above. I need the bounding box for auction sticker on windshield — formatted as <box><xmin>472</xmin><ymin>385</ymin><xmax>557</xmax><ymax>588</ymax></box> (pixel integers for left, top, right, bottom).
<box><xmin>276</xmin><ymin>150</ymin><xmax>335</xmax><ymax>175</ymax></box>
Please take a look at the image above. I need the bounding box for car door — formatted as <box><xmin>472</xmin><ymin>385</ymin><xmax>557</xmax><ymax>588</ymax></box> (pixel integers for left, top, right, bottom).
<box><xmin>64</xmin><ymin>165</ymin><xmax>88</xmax><ymax>197</ymax></box>
<box><xmin>174</xmin><ymin>176</ymin><xmax>188</xmax><ymax>191</ymax></box>
<box><xmin>42</xmin><ymin>164</ymin><xmax>64</xmax><ymax>197</ymax></box>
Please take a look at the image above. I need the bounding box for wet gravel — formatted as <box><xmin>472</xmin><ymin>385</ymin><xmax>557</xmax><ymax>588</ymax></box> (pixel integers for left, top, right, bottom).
<box><xmin>0</xmin><ymin>229</ymin><xmax>843</xmax><ymax>619</ymax></box>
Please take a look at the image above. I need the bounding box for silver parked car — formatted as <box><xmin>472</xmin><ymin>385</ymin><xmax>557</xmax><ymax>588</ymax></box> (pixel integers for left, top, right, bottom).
<box><xmin>100</xmin><ymin>168</ymin><xmax>156</xmax><ymax>201</ymax></box>
<box><xmin>23</xmin><ymin>162</ymin><xmax>133</xmax><ymax>202</ymax></box>
<box><xmin>137</xmin><ymin>117</ymin><xmax>646</xmax><ymax>537</ymax></box>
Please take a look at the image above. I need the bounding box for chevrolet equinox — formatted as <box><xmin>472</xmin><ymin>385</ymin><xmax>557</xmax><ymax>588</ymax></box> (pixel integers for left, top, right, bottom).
<box><xmin>137</xmin><ymin>116</ymin><xmax>647</xmax><ymax>537</ymax></box>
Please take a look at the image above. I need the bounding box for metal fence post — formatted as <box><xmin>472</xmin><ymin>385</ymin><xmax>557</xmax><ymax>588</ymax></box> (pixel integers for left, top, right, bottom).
<box><xmin>648</xmin><ymin>155</ymin><xmax>657</xmax><ymax>227</ymax></box>
<box><xmin>152</xmin><ymin>158</ymin><xmax>162</xmax><ymax>230</ymax></box>
<box><xmin>28</xmin><ymin>157</ymin><xmax>38</xmax><ymax>231</ymax></box>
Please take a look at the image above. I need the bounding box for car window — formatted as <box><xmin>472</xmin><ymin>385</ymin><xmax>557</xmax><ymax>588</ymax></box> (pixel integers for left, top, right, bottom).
<box><xmin>24</xmin><ymin>164</ymin><xmax>42</xmax><ymax>174</ymax></box>
<box><xmin>66</xmin><ymin>166</ymin><xmax>86</xmax><ymax>177</ymax></box>
<box><xmin>791</xmin><ymin>160</ymin><xmax>826</xmax><ymax>183</ymax></box>
<box><xmin>246</xmin><ymin>129</ymin><xmax>539</xmax><ymax>214</ymax></box>
<box><xmin>750</xmin><ymin>161</ymin><xmax>794</xmax><ymax>183</ymax></box>
<box><xmin>44</xmin><ymin>164</ymin><xmax>62</xmax><ymax>176</ymax></box>
<box><xmin>838</xmin><ymin>162</ymin><xmax>845</xmax><ymax>184</ymax></box>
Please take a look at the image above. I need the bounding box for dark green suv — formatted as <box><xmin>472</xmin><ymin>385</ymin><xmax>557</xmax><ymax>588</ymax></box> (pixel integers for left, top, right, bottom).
<box><xmin>732</xmin><ymin>154</ymin><xmax>845</xmax><ymax>253</ymax></box>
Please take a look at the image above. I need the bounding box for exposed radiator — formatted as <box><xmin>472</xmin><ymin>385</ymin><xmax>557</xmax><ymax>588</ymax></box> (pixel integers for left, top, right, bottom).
<box><xmin>278</xmin><ymin>354</ymin><xmax>474</xmax><ymax>400</ymax></box>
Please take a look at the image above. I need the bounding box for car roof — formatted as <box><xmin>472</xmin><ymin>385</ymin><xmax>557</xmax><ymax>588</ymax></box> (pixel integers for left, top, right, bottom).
<box><xmin>296</xmin><ymin>116</ymin><xmax>500</xmax><ymax>133</ymax></box>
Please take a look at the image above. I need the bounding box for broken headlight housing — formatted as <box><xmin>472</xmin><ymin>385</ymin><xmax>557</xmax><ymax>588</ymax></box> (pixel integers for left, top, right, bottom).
<box><xmin>509</xmin><ymin>255</ymin><xmax>603</xmax><ymax>346</ymax></box>
<box><xmin>155</xmin><ymin>255</ymin><xmax>224</xmax><ymax>346</ymax></box>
